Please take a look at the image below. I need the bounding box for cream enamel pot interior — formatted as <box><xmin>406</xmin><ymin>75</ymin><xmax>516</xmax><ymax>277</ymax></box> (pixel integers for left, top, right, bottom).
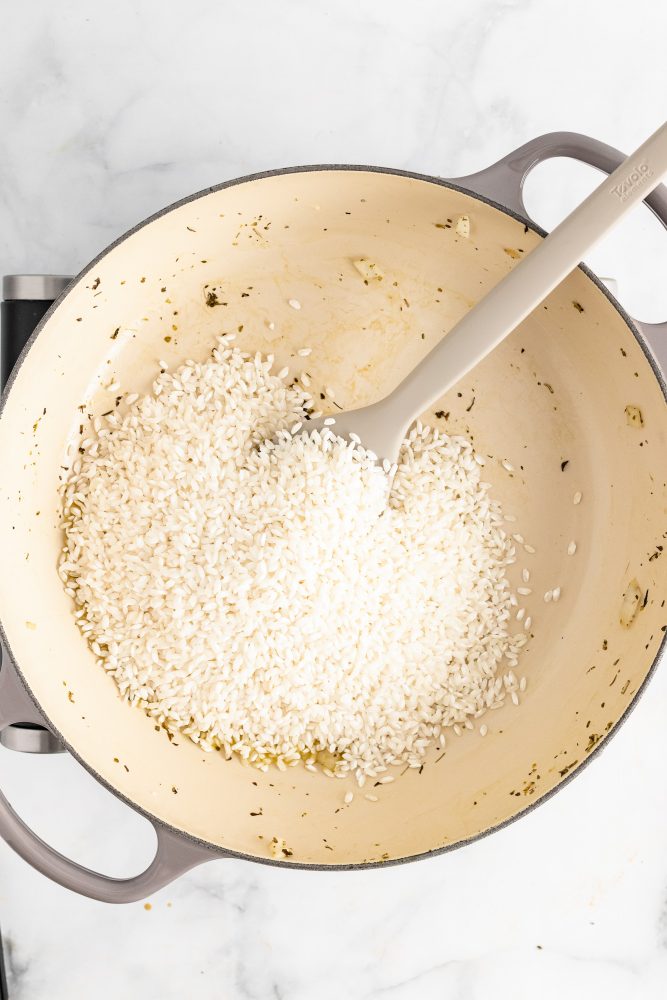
<box><xmin>0</xmin><ymin>132</ymin><xmax>665</xmax><ymax>903</ymax></box>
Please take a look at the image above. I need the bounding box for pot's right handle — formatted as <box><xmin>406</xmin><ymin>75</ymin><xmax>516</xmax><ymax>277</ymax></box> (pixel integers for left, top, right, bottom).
<box><xmin>0</xmin><ymin>657</ymin><xmax>225</xmax><ymax>902</ymax></box>
<box><xmin>451</xmin><ymin>131</ymin><xmax>667</xmax><ymax>372</ymax></box>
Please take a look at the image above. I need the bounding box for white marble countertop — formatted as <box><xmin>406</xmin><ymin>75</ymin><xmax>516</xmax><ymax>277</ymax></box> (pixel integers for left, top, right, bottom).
<box><xmin>1</xmin><ymin>1</ymin><xmax>666</xmax><ymax>997</ymax></box>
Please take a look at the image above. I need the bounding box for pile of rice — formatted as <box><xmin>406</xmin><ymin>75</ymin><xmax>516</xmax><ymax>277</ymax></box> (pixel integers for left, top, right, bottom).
<box><xmin>59</xmin><ymin>335</ymin><xmax>527</xmax><ymax>783</ymax></box>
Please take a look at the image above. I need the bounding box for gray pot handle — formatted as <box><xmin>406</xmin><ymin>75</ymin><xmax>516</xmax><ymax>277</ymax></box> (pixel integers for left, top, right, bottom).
<box><xmin>450</xmin><ymin>131</ymin><xmax>667</xmax><ymax>373</ymax></box>
<box><xmin>0</xmin><ymin>658</ymin><xmax>223</xmax><ymax>902</ymax></box>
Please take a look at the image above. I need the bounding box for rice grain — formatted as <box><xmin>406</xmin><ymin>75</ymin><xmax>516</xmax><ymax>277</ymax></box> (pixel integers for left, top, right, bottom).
<box><xmin>60</xmin><ymin>336</ymin><xmax>529</xmax><ymax>782</ymax></box>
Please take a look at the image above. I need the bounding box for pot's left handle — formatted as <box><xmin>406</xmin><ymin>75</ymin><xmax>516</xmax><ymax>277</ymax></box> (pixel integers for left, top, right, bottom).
<box><xmin>0</xmin><ymin>658</ymin><xmax>223</xmax><ymax>902</ymax></box>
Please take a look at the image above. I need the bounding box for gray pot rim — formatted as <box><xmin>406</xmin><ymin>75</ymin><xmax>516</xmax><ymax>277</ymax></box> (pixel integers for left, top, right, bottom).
<box><xmin>1</xmin><ymin>160</ymin><xmax>665</xmax><ymax>873</ymax></box>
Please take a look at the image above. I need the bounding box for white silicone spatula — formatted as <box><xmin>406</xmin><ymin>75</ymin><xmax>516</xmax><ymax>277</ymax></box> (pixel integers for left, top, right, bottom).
<box><xmin>310</xmin><ymin>120</ymin><xmax>667</xmax><ymax>465</ymax></box>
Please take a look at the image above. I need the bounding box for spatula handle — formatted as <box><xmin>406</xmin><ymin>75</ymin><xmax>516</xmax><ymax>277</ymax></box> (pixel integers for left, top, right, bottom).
<box><xmin>387</xmin><ymin>121</ymin><xmax>667</xmax><ymax>429</ymax></box>
<box><xmin>451</xmin><ymin>128</ymin><xmax>667</xmax><ymax>374</ymax></box>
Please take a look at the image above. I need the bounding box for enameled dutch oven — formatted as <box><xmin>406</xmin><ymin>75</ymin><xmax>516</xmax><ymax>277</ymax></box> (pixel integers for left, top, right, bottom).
<box><xmin>0</xmin><ymin>131</ymin><xmax>665</xmax><ymax>902</ymax></box>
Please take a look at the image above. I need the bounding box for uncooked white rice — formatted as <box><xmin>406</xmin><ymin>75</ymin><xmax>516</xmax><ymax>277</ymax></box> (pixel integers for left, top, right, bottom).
<box><xmin>59</xmin><ymin>335</ymin><xmax>529</xmax><ymax>782</ymax></box>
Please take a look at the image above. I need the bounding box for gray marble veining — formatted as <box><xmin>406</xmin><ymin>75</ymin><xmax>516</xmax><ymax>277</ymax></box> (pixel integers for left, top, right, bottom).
<box><xmin>0</xmin><ymin>1</ymin><xmax>666</xmax><ymax>997</ymax></box>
